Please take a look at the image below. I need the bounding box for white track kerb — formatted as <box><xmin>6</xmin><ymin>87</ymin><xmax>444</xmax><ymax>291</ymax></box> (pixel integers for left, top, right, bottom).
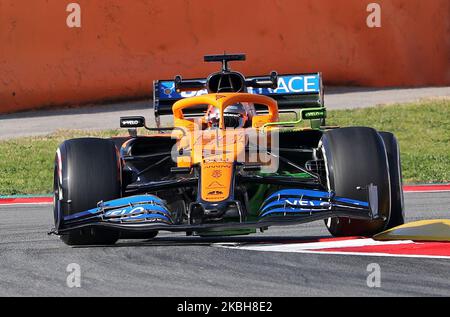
<box><xmin>215</xmin><ymin>238</ymin><xmax>450</xmax><ymax>259</ymax></box>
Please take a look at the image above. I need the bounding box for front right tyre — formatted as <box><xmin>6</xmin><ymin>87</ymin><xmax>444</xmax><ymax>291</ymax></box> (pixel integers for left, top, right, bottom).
<box><xmin>379</xmin><ymin>131</ymin><xmax>405</xmax><ymax>229</ymax></box>
<box><xmin>54</xmin><ymin>138</ymin><xmax>122</xmax><ymax>246</ymax></box>
<box><xmin>321</xmin><ymin>127</ymin><xmax>391</xmax><ymax>236</ymax></box>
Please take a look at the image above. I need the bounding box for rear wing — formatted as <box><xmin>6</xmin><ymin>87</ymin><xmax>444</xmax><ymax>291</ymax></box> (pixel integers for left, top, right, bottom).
<box><xmin>153</xmin><ymin>73</ymin><xmax>323</xmax><ymax>126</ymax></box>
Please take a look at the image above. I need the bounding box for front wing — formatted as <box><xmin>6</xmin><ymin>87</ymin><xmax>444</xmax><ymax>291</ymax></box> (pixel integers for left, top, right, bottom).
<box><xmin>52</xmin><ymin>185</ymin><xmax>380</xmax><ymax>235</ymax></box>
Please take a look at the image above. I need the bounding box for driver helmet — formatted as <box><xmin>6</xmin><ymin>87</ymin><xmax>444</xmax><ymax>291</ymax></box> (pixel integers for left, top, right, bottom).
<box><xmin>205</xmin><ymin>103</ymin><xmax>255</xmax><ymax>129</ymax></box>
<box><xmin>205</xmin><ymin>105</ymin><xmax>221</xmax><ymax>129</ymax></box>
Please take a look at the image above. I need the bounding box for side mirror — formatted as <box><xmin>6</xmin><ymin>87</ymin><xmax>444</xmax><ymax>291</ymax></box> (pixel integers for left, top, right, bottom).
<box><xmin>301</xmin><ymin>109</ymin><xmax>326</xmax><ymax>120</ymax></box>
<box><xmin>120</xmin><ymin>116</ymin><xmax>146</xmax><ymax>128</ymax></box>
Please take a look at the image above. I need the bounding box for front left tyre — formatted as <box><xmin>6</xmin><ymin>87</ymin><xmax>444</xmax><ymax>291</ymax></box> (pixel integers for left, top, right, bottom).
<box><xmin>54</xmin><ymin>138</ymin><xmax>122</xmax><ymax>246</ymax></box>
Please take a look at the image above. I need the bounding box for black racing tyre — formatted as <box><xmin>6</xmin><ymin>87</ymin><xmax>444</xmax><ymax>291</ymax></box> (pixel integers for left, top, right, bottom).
<box><xmin>54</xmin><ymin>138</ymin><xmax>122</xmax><ymax>246</ymax></box>
<box><xmin>321</xmin><ymin>127</ymin><xmax>391</xmax><ymax>236</ymax></box>
<box><xmin>379</xmin><ymin>131</ymin><xmax>405</xmax><ymax>228</ymax></box>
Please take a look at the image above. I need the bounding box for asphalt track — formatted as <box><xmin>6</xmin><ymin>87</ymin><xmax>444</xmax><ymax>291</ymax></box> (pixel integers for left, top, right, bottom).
<box><xmin>0</xmin><ymin>191</ymin><xmax>448</xmax><ymax>297</ymax></box>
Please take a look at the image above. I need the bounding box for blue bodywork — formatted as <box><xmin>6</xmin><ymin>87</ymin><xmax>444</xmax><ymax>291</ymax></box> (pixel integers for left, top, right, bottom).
<box><xmin>62</xmin><ymin>189</ymin><xmax>371</xmax><ymax>230</ymax></box>
<box><xmin>156</xmin><ymin>74</ymin><xmax>321</xmax><ymax>100</ymax></box>
<box><xmin>63</xmin><ymin>195</ymin><xmax>173</xmax><ymax>225</ymax></box>
<box><xmin>258</xmin><ymin>188</ymin><xmax>369</xmax><ymax>219</ymax></box>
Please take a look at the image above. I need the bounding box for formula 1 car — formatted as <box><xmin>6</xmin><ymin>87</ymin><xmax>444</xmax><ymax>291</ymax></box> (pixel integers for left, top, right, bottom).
<box><xmin>51</xmin><ymin>54</ymin><xmax>405</xmax><ymax>245</ymax></box>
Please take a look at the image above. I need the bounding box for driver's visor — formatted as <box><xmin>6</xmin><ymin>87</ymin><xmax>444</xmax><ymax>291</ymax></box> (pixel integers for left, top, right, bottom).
<box><xmin>223</xmin><ymin>113</ymin><xmax>245</xmax><ymax>129</ymax></box>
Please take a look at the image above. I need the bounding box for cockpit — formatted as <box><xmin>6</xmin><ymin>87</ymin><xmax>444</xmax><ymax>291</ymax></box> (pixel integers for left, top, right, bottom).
<box><xmin>205</xmin><ymin>102</ymin><xmax>256</xmax><ymax>129</ymax></box>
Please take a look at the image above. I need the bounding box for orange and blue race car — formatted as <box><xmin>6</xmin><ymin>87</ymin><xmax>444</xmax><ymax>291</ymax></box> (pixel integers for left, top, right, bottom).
<box><xmin>51</xmin><ymin>54</ymin><xmax>405</xmax><ymax>245</ymax></box>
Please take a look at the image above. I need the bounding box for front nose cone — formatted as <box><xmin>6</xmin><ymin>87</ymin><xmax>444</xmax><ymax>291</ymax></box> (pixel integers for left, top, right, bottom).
<box><xmin>200</xmin><ymin>162</ymin><xmax>234</xmax><ymax>202</ymax></box>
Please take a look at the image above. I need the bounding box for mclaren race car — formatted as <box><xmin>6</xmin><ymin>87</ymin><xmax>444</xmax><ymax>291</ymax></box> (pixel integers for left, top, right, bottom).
<box><xmin>51</xmin><ymin>54</ymin><xmax>405</xmax><ymax>245</ymax></box>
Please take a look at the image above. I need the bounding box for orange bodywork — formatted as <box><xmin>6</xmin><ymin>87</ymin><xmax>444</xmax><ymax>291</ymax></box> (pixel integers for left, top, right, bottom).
<box><xmin>200</xmin><ymin>162</ymin><xmax>234</xmax><ymax>202</ymax></box>
<box><xmin>172</xmin><ymin>92</ymin><xmax>279</xmax><ymax>166</ymax></box>
<box><xmin>172</xmin><ymin>93</ymin><xmax>278</xmax><ymax>130</ymax></box>
<box><xmin>172</xmin><ymin>93</ymin><xmax>279</xmax><ymax>202</ymax></box>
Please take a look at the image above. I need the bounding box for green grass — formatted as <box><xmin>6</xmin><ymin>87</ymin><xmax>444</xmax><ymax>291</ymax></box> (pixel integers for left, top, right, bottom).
<box><xmin>0</xmin><ymin>99</ymin><xmax>448</xmax><ymax>195</ymax></box>
<box><xmin>0</xmin><ymin>130</ymin><xmax>122</xmax><ymax>196</ymax></box>
<box><xmin>327</xmin><ymin>98</ymin><xmax>450</xmax><ymax>184</ymax></box>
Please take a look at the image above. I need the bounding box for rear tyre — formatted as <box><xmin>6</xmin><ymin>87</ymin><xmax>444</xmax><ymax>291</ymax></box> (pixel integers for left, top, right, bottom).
<box><xmin>54</xmin><ymin>138</ymin><xmax>121</xmax><ymax>246</ymax></box>
<box><xmin>321</xmin><ymin>127</ymin><xmax>391</xmax><ymax>236</ymax></box>
<box><xmin>379</xmin><ymin>132</ymin><xmax>405</xmax><ymax>228</ymax></box>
